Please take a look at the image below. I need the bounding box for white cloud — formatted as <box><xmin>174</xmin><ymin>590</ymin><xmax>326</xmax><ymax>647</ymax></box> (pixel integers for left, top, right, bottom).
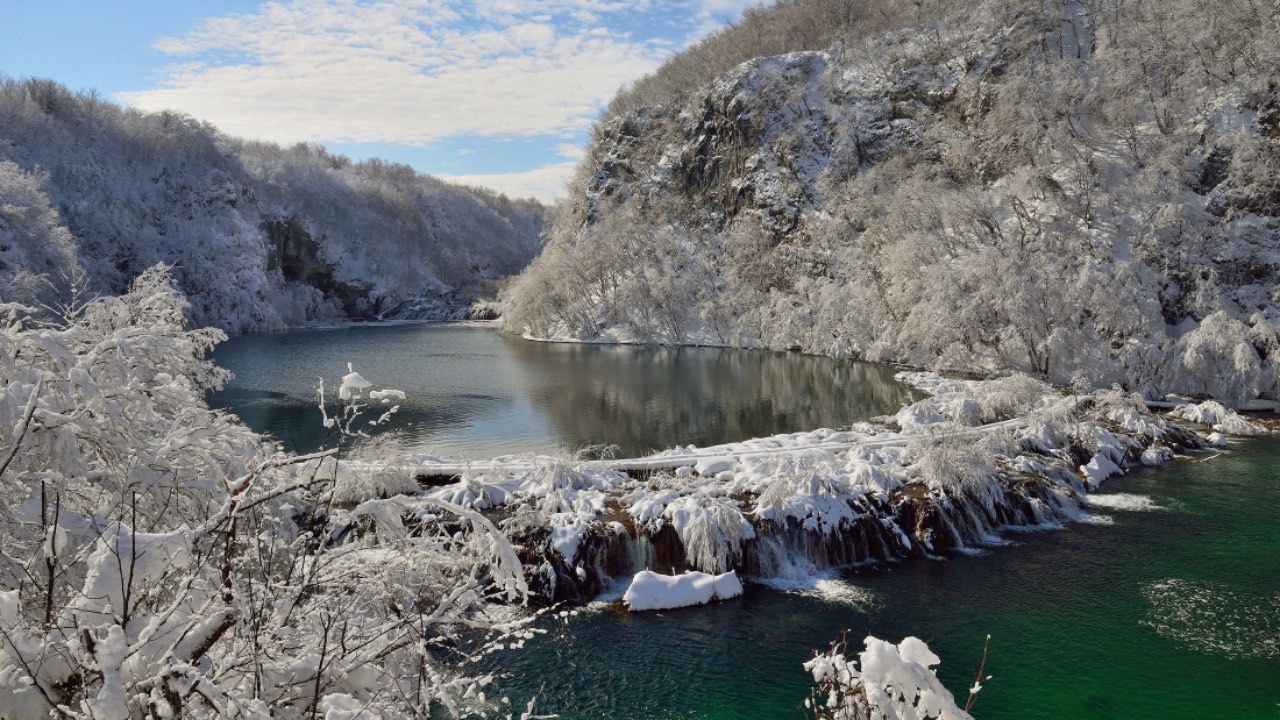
<box><xmin>697</xmin><ymin>0</ymin><xmax>759</xmax><ymax>13</ymax></box>
<box><xmin>555</xmin><ymin>142</ymin><xmax>586</xmax><ymax>160</ymax></box>
<box><xmin>119</xmin><ymin>0</ymin><xmax>668</xmax><ymax>146</ymax></box>
<box><xmin>440</xmin><ymin>161</ymin><xmax>579</xmax><ymax>204</ymax></box>
<box><xmin>689</xmin><ymin>0</ymin><xmax>762</xmax><ymax>41</ymax></box>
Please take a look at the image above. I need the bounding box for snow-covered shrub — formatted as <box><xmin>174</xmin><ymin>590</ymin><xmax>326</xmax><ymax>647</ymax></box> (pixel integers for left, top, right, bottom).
<box><xmin>1167</xmin><ymin>400</ymin><xmax>1269</xmax><ymax>436</ymax></box>
<box><xmin>754</xmin><ymin>454</ymin><xmax>861</xmax><ymax>534</ymax></box>
<box><xmin>0</xmin><ymin>265</ymin><xmax>534</xmax><ymax>719</ymax></box>
<box><xmin>908</xmin><ymin>430</ymin><xmax>1002</xmax><ymax>508</ymax></box>
<box><xmin>0</xmin><ymin>264</ymin><xmax>256</xmax><ymax>526</ymax></box>
<box><xmin>804</xmin><ymin>634</ymin><xmax>976</xmax><ymax>720</ymax></box>
<box><xmin>661</xmin><ymin>494</ymin><xmax>755</xmax><ymax>574</ymax></box>
<box><xmin>967</xmin><ymin>374</ymin><xmax>1056</xmax><ymax>423</ymax></box>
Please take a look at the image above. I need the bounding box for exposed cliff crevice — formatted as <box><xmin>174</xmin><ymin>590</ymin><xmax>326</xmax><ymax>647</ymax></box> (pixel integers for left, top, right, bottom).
<box><xmin>263</xmin><ymin>217</ymin><xmax>375</xmax><ymax>318</ymax></box>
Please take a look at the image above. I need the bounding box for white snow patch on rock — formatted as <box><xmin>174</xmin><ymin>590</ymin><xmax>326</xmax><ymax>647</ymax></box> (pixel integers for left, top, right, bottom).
<box><xmin>623</xmin><ymin>569</ymin><xmax>743</xmax><ymax>611</ymax></box>
<box><xmin>1079</xmin><ymin>453</ymin><xmax>1123</xmax><ymax>489</ymax></box>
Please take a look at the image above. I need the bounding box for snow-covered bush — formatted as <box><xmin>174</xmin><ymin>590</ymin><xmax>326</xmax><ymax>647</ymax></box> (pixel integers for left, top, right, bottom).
<box><xmin>805</xmin><ymin>634</ymin><xmax>977</xmax><ymax>720</ymax></box>
<box><xmin>908</xmin><ymin>430</ymin><xmax>1004</xmax><ymax>513</ymax></box>
<box><xmin>1167</xmin><ymin>400</ymin><xmax>1269</xmax><ymax>436</ymax></box>
<box><xmin>661</xmin><ymin>494</ymin><xmax>755</xmax><ymax>574</ymax></box>
<box><xmin>0</xmin><ymin>266</ymin><xmax>534</xmax><ymax>718</ymax></box>
<box><xmin>754</xmin><ymin>454</ymin><xmax>862</xmax><ymax>535</ymax></box>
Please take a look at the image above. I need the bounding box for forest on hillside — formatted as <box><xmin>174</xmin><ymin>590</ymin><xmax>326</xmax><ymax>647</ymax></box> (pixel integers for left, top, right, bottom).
<box><xmin>0</xmin><ymin>78</ymin><xmax>545</xmax><ymax>333</ymax></box>
<box><xmin>505</xmin><ymin>0</ymin><xmax>1280</xmax><ymax>407</ymax></box>
<box><xmin>2</xmin><ymin>3</ymin><xmax>1277</xmax><ymax>717</ymax></box>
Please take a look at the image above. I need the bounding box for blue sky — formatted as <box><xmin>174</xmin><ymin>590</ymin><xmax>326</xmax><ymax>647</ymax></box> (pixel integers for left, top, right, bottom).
<box><xmin>0</xmin><ymin>0</ymin><xmax>758</xmax><ymax>202</ymax></box>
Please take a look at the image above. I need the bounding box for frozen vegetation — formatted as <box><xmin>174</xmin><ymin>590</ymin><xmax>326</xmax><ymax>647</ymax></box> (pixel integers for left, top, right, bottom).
<box><xmin>0</xmin><ymin>265</ymin><xmax>1268</xmax><ymax>717</ymax></box>
<box><xmin>805</xmin><ymin>635</ymin><xmax>977</xmax><ymax>720</ymax></box>
<box><xmin>4</xmin><ymin>0</ymin><xmax>1280</xmax><ymax>715</ymax></box>
<box><xmin>0</xmin><ymin>78</ymin><xmax>544</xmax><ymax>333</ymax></box>
<box><xmin>0</xmin><ymin>272</ymin><xmax>546</xmax><ymax>718</ymax></box>
<box><xmin>505</xmin><ymin>0</ymin><xmax>1280</xmax><ymax>409</ymax></box>
<box><xmin>405</xmin><ymin>371</ymin><xmax>1247</xmax><ymax>608</ymax></box>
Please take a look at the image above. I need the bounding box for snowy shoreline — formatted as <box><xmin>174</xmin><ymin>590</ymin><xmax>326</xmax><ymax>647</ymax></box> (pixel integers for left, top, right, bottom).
<box><xmin>372</xmin><ymin>373</ymin><xmax>1270</xmax><ymax>607</ymax></box>
<box><xmin>515</xmin><ymin>329</ymin><xmax>1280</xmax><ymax>415</ymax></box>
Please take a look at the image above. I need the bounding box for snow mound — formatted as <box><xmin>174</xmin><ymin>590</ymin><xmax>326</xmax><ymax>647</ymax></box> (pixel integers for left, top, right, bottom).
<box><xmin>623</xmin><ymin>570</ymin><xmax>744</xmax><ymax>611</ymax></box>
<box><xmin>1079</xmin><ymin>453</ymin><xmax>1124</xmax><ymax>489</ymax></box>
<box><xmin>1168</xmin><ymin>400</ymin><xmax>1268</xmax><ymax>435</ymax></box>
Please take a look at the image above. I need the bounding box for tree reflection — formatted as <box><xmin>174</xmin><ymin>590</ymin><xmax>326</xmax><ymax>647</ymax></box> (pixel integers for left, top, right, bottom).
<box><xmin>504</xmin><ymin>338</ymin><xmax>916</xmax><ymax>457</ymax></box>
<box><xmin>209</xmin><ymin>326</ymin><xmax>917</xmax><ymax>460</ymax></box>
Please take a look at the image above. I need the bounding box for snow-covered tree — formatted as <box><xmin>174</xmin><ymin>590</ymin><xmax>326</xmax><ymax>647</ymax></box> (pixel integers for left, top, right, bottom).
<box><xmin>0</xmin><ymin>266</ymin><xmax>536</xmax><ymax>718</ymax></box>
<box><xmin>0</xmin><ymin>160</ymin><xmax>80</xmax><ymax>311</ymax></box>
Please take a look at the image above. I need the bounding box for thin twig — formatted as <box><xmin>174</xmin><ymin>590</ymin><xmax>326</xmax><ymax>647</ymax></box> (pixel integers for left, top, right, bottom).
<box><xmin>965</xmin><ymin>634</ymin><xmax>991</xmax><ymax>713</ymax></box>
<box><xmin>0</xmin><ymin>377</ymin><xmax>42</xmax><ymax>479</ymax></box>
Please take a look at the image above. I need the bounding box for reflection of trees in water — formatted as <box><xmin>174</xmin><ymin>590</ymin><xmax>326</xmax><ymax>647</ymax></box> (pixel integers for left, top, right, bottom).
<box><xmin>209</xmin><ymin>388</ymin><xmax>491</xmax><ymax>455</ymax></box>
<box><xmin>210</xmin><ymin>329</ymin><xmax>917</xmax><ymax>458</ymax></box>
<box><xmin>507</xmin><ymin>340</ymin><xmax>916</xmax><ymax>456</ymax></box>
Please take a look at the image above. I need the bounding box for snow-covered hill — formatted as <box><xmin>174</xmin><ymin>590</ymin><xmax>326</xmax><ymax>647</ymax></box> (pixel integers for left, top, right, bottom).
<box><xmin>0</xmin><ymin>78</ymin><xmax>545</xmax><ymax>332</ymax></box>
<box><xmin>505</xmin><ymin>0</ymin><xmax>1280</xmax><ymax>407</ymax></box>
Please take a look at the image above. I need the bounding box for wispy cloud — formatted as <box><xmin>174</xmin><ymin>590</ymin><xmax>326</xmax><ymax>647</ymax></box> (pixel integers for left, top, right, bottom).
<box><xmin>439</xmin><ymin>161</ymin><xmax>579</xmax><ymax>204</ymax></box>
<box><xmin>689</xmin><ymin>0</ymin><xmax>763</xmax><ymax>41</ymax></box>
<box><xmin>117</xmin><ymin>0</ymin><xmax>759</xmax><ymax>200</ymax></box>
<box><xmin>554</xmin><ymin>143</ymin><xmax>586</xmax><ymax>160</ymax></box>
<box><xmin>120</xmin><ymin>0</ymin><xmax>668</xmax><ymax>146</ymax></box>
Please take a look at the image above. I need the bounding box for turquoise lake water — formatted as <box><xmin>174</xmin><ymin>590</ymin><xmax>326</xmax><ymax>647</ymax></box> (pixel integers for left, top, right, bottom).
<box><xmin>209</xmin><ymin>323</ymin><xmax>914</xmax><ymax>458</ymax></box>
<box><xmin>210</xmin><ymin>325</ymin><xmax>1279</xmax><ymax>719</ymax></box>
<box><xmin>493</xmin><ymin>436</ymin><xmax>1279</xmax><ymax>719</ymax></box>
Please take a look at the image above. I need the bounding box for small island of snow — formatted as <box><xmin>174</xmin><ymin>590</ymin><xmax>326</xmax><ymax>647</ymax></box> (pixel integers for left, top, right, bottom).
<box><xmin>623</xmin><ymin>570</ymin><xmax>744</xmax><ymax>611</ymax></box>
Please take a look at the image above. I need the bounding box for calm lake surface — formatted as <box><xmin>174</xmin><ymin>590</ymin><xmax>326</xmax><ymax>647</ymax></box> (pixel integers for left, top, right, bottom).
<box><xmin>208</xmin><ymin>323</ymin><xmax>915</xmax><ymax>458</ymax></box>
<box><xmin>210</xmin><ymin>325</ymin><xmax>1279</xmax><ymax>718</ymax></box>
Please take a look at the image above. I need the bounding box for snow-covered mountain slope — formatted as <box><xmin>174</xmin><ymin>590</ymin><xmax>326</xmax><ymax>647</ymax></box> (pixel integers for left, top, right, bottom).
<box><xmin>504</xmin><ymin>0</ymin><xmax>1280</xmax><ymax>407</ymax></box>
<box><xmin>0</xmin><ymin>78</ymin><xmax>544</xmax><ymax>332</ymax></box>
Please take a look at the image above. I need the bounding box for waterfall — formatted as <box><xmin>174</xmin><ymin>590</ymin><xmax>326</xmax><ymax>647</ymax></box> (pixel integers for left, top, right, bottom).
<box><xmin>746</xmin><ymin>535</ymin><xmax>822</xmax><ymax>580</ymax></box>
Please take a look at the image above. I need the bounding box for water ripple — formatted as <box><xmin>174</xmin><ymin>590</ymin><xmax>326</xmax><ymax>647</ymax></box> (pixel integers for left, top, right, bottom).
<box><xmin>1142</xmin><ymin>578</ymin><xmax>1280</xmax><ymax>660</ymax></box>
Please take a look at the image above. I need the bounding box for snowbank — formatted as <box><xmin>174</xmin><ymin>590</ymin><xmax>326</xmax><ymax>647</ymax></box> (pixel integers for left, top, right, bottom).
<box><xmin>1167</xmin><ymin>400</ymin><xmax>1269</xmax><ymax>436</ymax></box>
<box><xmin>623</xmin><ymin>570</ymin><xmax>744</xmax><ymax>611</ymax></box>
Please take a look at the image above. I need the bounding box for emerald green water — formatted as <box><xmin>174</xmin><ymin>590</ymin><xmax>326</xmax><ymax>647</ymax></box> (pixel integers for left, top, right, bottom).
<box><xmin>496</xmin><ymin>436</ymin><xmax>1280</xmax><ymax>719</ymax></box>
<box><xmin>209</xmin><ymin>327</ymin><xmax>1278</xmax><ymax>718</ymax></box>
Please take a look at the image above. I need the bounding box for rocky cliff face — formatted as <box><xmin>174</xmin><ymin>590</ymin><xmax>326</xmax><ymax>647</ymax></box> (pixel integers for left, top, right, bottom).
<box><xmin>264</xmin><ymin>217</ymin><xmax>371</xmax><ymax>318</ymax></box>
<box><xmin>505</xmin><ymin>0</ymin><xmax>1280</xmax><ymax>406</ymax></box>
